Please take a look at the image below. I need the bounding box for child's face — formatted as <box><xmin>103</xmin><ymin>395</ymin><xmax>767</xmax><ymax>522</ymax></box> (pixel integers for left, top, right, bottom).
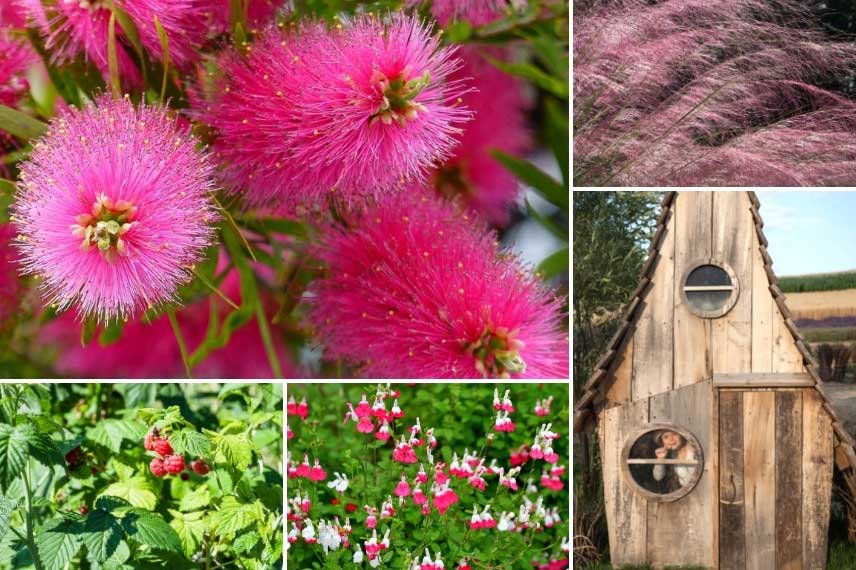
<box><xmin>661</xmin><ymin>431</ymin><xmax>681</xmax><ymax>450</ymax></box>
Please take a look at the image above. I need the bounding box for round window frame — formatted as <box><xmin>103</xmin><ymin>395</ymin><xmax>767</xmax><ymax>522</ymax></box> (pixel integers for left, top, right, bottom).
<box><xmin>680</xmin><ymin>259</ymin><xmax>739</xmax><ymax>319</ymax></box>
<box><xmin>620</xmin><ymin>423</ymin><xmax>704</xmax><ymax>503</ymax></box>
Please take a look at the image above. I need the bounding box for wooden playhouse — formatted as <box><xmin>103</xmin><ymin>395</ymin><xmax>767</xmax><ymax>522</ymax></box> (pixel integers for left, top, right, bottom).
<box><xmin>574</xmin><ymin>191</ymin><xmax>856</xmax><ymax>570</ymax></box>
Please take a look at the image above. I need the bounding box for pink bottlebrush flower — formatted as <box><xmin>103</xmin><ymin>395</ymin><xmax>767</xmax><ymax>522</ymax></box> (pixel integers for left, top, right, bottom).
<box><xmin>308</xmin><ymin>191</ymin><xmax>568</xmax><ymax>379</ymax></box>
<box><xmin>0</xmin><ymin>0</ymin><xmax>26</xmax><ymax>27</ymax></box>
<box><xmin>193</xmin><ymin>14</ymin><xmax>469</xmax><ymax>209</ymax></box>
<box><xmin>39</xmin><ymin>258</ymin><xmax>296</xmax><ymax>378</ymax></box>
<box><xmin>430</xmin><ymin>46</ymin><xmax>530</xmax><ymax>225</ymax></box>
<box><xmin>14</xmin><ymin>96</ymin><xmax>216</xmax><ymax>323</ymax></box>
<box><xmin>0</xmin><ymin>31</ymin><xmax>36</xmax><ymax>108</ymax></box>
<box><xmin>375</xmin><ymin>419</ymin><xmax>391</xmax><ymax>441</ymax></box>
<box><xmin>22</xmin><ymin>0</ymin><xmax>208</xmax><ymax>86</ymax></box>
<box><xmin>394</xmin><ymin>475</ymin><xmax>412</xmax><ymax>498</ymax></box>
<box><xmin>392</xmin><ymin>436</ymin><xmax>417</xmax><ymax>464</ymax></box>
<box><xmin>575</xmin><ymin>0</ymin><xmax>856</xmax><ymax>186</ymax></box>
<box><xmin>0</xmin><ymin>224</ymin><xmax>21</xmax><ymax>332</ymax></box>
<box><xmin>357</xmin><ymin>415</ymin><xmax>375</xmax><ymax>434</ymax></box>
<box><xmin>309</xmin><ymin>459</ymin><xmax>327</xmax><ymax>482</ymax></box>
<box><xmin>200</xmin><ymin>0</ymin><xmax>284</xmax><ymax>34</ymax></box>
<box><xmin>411</xmin><ymin>0</ymin><xmax>510</xmax><ymax>27</ymax></box>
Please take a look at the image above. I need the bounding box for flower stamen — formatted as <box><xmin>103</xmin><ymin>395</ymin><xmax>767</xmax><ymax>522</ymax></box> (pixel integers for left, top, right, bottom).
<box><xmin>466</xmin><ymin>327</ymin><xmax>526</xmax><ymax>378</ymax></box>
<box><xmin>70</xmin><ymin>193</ymin><xmax>137</xmax><ymax>263</ymax></box>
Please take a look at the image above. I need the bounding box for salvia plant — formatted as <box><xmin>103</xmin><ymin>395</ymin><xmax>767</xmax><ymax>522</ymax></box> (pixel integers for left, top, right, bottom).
<box><xmin>0</xmin><ymin>0</ymin><xmax>570</xmax><ymax>379</ymax></box>
<box><xmin>286</xmin><ymin>383</ymin><xmax>570</xmax><ymax>569</ymax></box>
<box><xmin>0</xmin><ymin>383</ymin><xmax>283</xmax><ymax>570</ymax></box>
<box><xmin>574</xmin><ymin>0</ymin><xmax>856</xmax><ymax>186</ymax></box>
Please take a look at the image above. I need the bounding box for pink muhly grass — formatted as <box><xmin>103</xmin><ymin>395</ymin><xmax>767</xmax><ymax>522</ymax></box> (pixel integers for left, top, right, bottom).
<box><xmin>194</xmin><ymin>14</ymin><xmax>470</xmax><ymax>209</ymax></box>
<box><xmin>430</xmin><ymin>46</ymin><xmax>530</xmax><ymax>226</ymax></box>
<box><xmin>307</xmin><ymin>191</ymin><xmax>568</xmax><ymax>379</ymax></box>
<box><xmin>21</xmin><ymin>0</ymin><xmax>208</xmax><ymax>86</ymax></box>
<box><xmin>575</xmin><ymin>0</ymin><xmax>856</xmax><ymax>186</ymax></box>
<box><xmin>13</xmin><ymin>96</ymin><xmax>217</xmax><ymax>322</ymax></box>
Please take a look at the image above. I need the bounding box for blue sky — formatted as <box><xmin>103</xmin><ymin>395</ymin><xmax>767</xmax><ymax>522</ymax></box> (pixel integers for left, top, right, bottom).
<box><xmin>757</xmin><ymin>191</ymin><xmax>856</xmax><ymax>276</ymax></box>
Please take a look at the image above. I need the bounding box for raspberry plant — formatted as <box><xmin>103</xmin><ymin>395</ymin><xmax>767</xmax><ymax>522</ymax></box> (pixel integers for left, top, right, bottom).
<box><xmin>0</xmin><ymin>383</ymin><xmax>283</xmax><ymax>570</ymax></box>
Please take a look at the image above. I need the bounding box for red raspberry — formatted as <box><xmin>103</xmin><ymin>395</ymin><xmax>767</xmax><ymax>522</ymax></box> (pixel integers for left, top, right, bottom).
<box><xmin>191</xmin><ymin>459</ymin><xmax>210</xmax><ymax>475</ymax></box>
<box><xmin>164</xmin><ymin>455</ymin><xmax>186</xmax><ymax>475</ymax></box>
<box><xmin>151</xmin><ymin>437</ymin><xmax>173</xmax><ymax>457</ymax></box>
<box><xmin>65</xmin><ymin>447</ymin><xmax>83</xmax><ymax>467</ymax></box>
<box><xmin>144</xmin><ymin>431</ymin><xmax>158</xmax><ymax>451</ymax></box>
<box><xmin>149</xmin><ymin>457</ymin><xmax>167</xmax><ymax>477</ymax></box>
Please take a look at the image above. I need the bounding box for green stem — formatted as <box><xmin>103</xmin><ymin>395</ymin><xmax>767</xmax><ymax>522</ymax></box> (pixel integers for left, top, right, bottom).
<box><xmin>255</xmin><ymin>304</ymin><xmax>283</xmax><ymax>379</ymax></box>
<box><xmin>167</xmin><ymin>308</ymin><xmax>193</xmax><ymax>379</ymax></box>
<box><xmin>23</xmin><ymin>464</ymin><xmax>44</xmax><ymax>570</ymax></box>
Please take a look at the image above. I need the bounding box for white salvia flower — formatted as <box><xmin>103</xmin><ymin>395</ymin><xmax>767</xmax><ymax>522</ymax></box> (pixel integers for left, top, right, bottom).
<box><xmin>353</xmin><ymin>544</ymin><xmax>364</xmax><ymax>563</ymax></box>
<box><xmin>497</xmin><ymin>511</ymin><xmax>514</xmax><ymax>531</ymax></box>
<box><xmin>422</xmin><ymin>548</ymin><xmax>433</xmax><ymax>564</ymax></box>
<box><xmin>493</xmin><ymin>388</ymin><xmax>500</xmax><ymax>407</ymax></box>
<box><xmin>369</xmin><ymin>556</ymin><xmax>380</xmax><ymax>568</ymax></box>
<box><xmin>381</xmin><ymin>528</ymin><xmax>390</xmax><ymax>548</ymax></box>
<box><xmin>434</xmin><ymin>550</ymin><xmax>444</xmax><ymax>568</ymax></box>
<box><xmin>288</xmin><ymin>522</ymin><xmax>300</xmax><ymax>542</ymax></box>
<box><xmin>301</xmin><ymin>518</ymin><xmax>316</xmax><ymax>541</ymax></box>
<box><xmin>318</xmin><ymin>520</ymin><xmax>341</xmax><ymax>553</ymax></box>
<box><xmin>561</xmin><ymin>536</ymin><xmax>570</xmax><ymax>552</ymax></box>
<box><xmin>426</xmin><ymin>446</ymin><xmax>434</xmax><ymax>464</ymax></box>
<box><xmin>327</xmin><ymin>472</ymin><xmax>349</xmax><ymax>493</ymax></box>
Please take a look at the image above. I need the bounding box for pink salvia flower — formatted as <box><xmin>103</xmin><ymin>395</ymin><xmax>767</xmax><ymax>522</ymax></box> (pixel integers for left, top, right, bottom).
<box><xmin>296</xmin><ymin>397</ymin><xmax>309</xmax><ymax>420</ymax></box>
<box><xmin>417</xmin><ymin>464</ymin><xmax>428</xmax><ymax>484</ymax></box>
<box><xmin>391</xmin><ymin>399</ymin><xmax>404</xmax><ymax>419</ymax></box>
<box><xmin>375</xmin><ymin>419</ymin><xmax>391</xmax><ymax>441</ymax></box>
<box><xmin>308</xmin><ymin>191</ymin><xmax>568</xmax><ymax>378</ymax></box>
<box><xmin>355</xmin><ymin>394</ymin><xmax>372</xmax><ymax>418</ymax></box>
<box><xmin>430</xmin><ymin>46</ymin><xmax>530</xmax><ymax>225</ymax></box>
<box><xmin>394</xmin><ymin>475</ymin><xmax>411</xmax><ymax>497</ymax></box>
<box><xmin>357</xmin><ymin>415</ymin><xmax>375</xmax><ymax>434</ymax></box>
<box><xmin>14</xmin><ymin>96</ymin><xmax>216</xmax><ymax>323</ymax></box>
<box><xmin>194</xmin><ymin>14</ymin><xmax>470</xmax><ymax>209</ymax></box>
<box><xmin>296</xmin><ymin>454</ymin><xmax>311</xmax><ymax>478</ymax></box>
<box><xmin>393</xmin><ymin>436</ymin><xmax>418</xmax><ymax>464</ymax></box>
<box><xmin>309</xmin><ymin>459</ymin><xmax>327</xmax><ymax>482</ymax></box>
<box><xmin>412</xmin><ymin>483</ymin><xmax>428</xmax><ymax>505</ymax></box>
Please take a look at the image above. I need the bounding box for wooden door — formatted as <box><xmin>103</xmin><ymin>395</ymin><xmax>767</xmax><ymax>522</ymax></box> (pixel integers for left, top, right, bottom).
<box><xmin>718</xmin><ymin>388</ymin><xmax>833</xmax><ymax>570</ymax></box>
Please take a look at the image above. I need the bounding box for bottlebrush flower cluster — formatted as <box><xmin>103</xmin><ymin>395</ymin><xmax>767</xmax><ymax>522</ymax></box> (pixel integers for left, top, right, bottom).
<box><xmin>0</xmin><ymin>0</ymin><xmax>568</xmax><ymax>379</ymax></box>
<box><xmin>14</xmin><ymin>96</ymin><xmax>217</xmax><ymax>322</ymax></box>
<box><xmin>286</xmin><ymin>383</ymin><xmax>569</xmax><ymax>568</ymax></box>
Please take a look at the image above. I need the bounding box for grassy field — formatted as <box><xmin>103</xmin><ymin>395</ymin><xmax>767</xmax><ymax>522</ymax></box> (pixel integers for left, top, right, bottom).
<box><xmin>780</xmin><ymin>270</ymin><xmax>856</xmax><ymax>293</ymax></box>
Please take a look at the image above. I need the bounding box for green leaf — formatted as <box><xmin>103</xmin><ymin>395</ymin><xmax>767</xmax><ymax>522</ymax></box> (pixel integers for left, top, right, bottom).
<box><xmin>168</xmin><ymin>510</ymin><xmax>206</xmax><ymax>558</ymax></box>
<box><xmin>179</xmin><ymin>486</ymin><xmax>210</xmax><ymax>512</ymax></box>
<box><xmin>525</xmin><ymin>197</ymin><xmax>568</xmax><ymax>241</ymax></box>
<box><xmin>170</xmin><ymin>429</ymin><xmax>210</xmax><ymax>458</ymax></box>
<box><xmin>216</xmin><ymin>433</ymin><xmax>253</xmax><ymax>472</ymax></box>
<box><xmin>444</xmin><ymin>19</ymin><xmax>471</xmax><ymax>42</ymax></box>
<box><xmin>107</xmin><ymin>12</ymin><xmax>121</xmax><ymax>98</ymax></box>
<box><xmin>0</xmin><ymin>496</ymin><xmax>16</xmax><ymax>543</ymax></box>
<box><xmin>122</xmin><ymin>510</ymin><xmax>183</xmax><ymax>556</ymax></box>
<box><xmin>36</xmin><ymin>516</ymin><xmax>84</xmax><ymax>570</ymax></box>
<box><xmin>492</xmin><ymin>149</ymin><xmax>567</xmax><ymax>210</ymax></box>
<box><xmin>0</xmin><ymin>425</ymin><xmax>29</xmax><ymax>488</ymax></box>
<box><xmin>23</xmin><ymin>425</ymin><xmax>64</xmax><ymax>468</ymax></box>
<box><xmin>81</xmin><ymin>317</ymin><xmax>98</xmax><ymax>348</ymax></box>
<box><xmin>83</xmin><ymin>510</ymin><xmax>122</xmax><ymax>562</ymax></box>
<box><xmin>153</xmin><ymin>16</ymin><xmax>171</xmax><ymax>101</ymax></box>
<box><xmin>94</xmin><ymin>496</ymin><xmax>132</xmax><ymax>513</ymax></box>
<box><xmin>0</xmin><ymin>105</ymin><xmax>47</xmax><ymax>140</ymax></box>
<box><xmin>485</xmin><ymin>56</ymin><xmax>569</xmax><ymax>99</ymax></box>
<box><xmin>99</xmin><ymin>319</ymin><xmax>125</xmax><ymax>346</ymax></box>
<box><xmin>214</xmin><ymin>496</ymin><xmax>261</xmax><ymax>535</ymax></box>
<box><xmin>544</xmin><ymin>98</ymin><xmax>569</xmax><ymax>187</ymax></box>
<box><xmin>87</xmin><ymin>419</ymin><xmax>146</xmax><ymax>453</ymax></box>
<box><xmin>105</xmin><ymin>1</ymin><xmax>144</xmax><ymax>57</ymax></box>
<box><xmin>99</xmin><ymin>477</ymin><xmax>157</xmax><ymax>510</ymax></box>
<box><xmin>233</xmin><ymin>531</ymin><xmax>260</xmax><ymax>555</ymax></box>
<box><xmin>536</xmin><ymin>246</ymin><xmax>569</xmax><ymax>281</ymax></box>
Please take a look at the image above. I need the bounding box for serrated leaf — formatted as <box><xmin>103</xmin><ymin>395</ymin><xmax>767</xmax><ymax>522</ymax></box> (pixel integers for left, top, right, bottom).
<box><xmin>0</xmin><ymin>105</ymin><xmax>47</xmax><ymax>140</ymax></box>
<box><xmin>121</xmin><ymin>510</ymin><xmax>183</xmax><ymax>555</ymax></box>
<box><xmin>94</xmin><ymin>495</ymin><xmax>132</xmax><ymax>513</ymax></box>
<box><xmin>99</xmin><ymin>477</ymin><xmax>157</xmax><ymax>510</ymax></box>
<box><xmin>0</xmin><ymin>496</ymin><xmax>15</xmax><ymax>543</ymax></box>
<box><xmin>0</xmin><ymin>425</ymin><xmax>29</xmax><ymax>488</ymax></box>
<box><xmin>168</xmin><ymin>510</ymin><xmax>206</xmax><ymax>558</ymax></box>
<box><xmin>22</xmin><ymin>426</ymin><xmax>64</xmax><ymax>468</ymax></box>
<box><xmin>87</xmin><ymin>419</ymin><xmax>146</xmax><ymax>453</ymax></box>
<box><xmin>214</xmin><ymin>496</ymin><xmax>262</xmax><ymax>535</ymax></box>
<box><xmin>233</xmin><ymin>531</ymin><xmax>260</xmax><ymax>555</ymax></box>
<box><xmin>216</xmin><ymin>433</ymin><xmax>253</xmax><ymax>472</ymax></box>
<box><xmin>83</xmin><ymin>510</ymin><xmax>122</xmax><ymax>562</ymax></box>
<box><xmin>36</xmin><ymin>516</ymin><xmax>84</xmax><ymax>570</ymax></box>
<box><xmin>179</xmin><ymin>486</ymin><xmax>210</xmax><ymax>512</ymax></box>
<box><xmin>170</xmin><ymin>429</ymin><xmax>210</xmax><ymax>458</ymax></box>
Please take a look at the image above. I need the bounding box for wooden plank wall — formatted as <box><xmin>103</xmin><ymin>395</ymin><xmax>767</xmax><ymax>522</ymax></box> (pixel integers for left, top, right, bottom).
<box><xmin>744</xmin><ymin>391</ymin><xmax>777</xmax><ymax>570</ymax></box>
<box><xmin>802</xmin><ymin>390</ymin><xmax>833</xmax><ymax>570</ymax></box>
<box><xmin>776</xmin><ymin>391</ymin><xmax>803</xmax><ymax>570</ymax></box>
<box><xmin>719</xmin><ymin>391</ymin><xmax>745</xmax><ymax>570</ymax></box>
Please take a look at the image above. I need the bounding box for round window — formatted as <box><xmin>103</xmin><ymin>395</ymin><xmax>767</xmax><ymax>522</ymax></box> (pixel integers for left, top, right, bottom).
<box><xmin>681</xmin><ymin>262</ymin><xmax>738</xmax><ymax>318</ymax></box>
<box><xmin>621</xmin><ymin>424</ymin><xmax>704</xmax><ymax>502</ymax></box>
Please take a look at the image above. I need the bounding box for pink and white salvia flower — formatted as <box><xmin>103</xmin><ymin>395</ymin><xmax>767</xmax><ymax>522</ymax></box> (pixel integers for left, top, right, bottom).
<box><xmin>296</xmin><ymin>454</ymin><xmax>311</xmax><ymax>478</ymax></box>
<box><xmin>381</xmin><ymin>496</ymin><xmax>395</xmax><ymax>518</ymax></box>
<box><xmin>287</xmin><ymin>396</ymin><xmax>309</xmax><ymax>420</ymax></box>
<box><xmin>393</xmin><ymin>436</ymin><xmax>418</xmax><ymax>464</ymax></box>
<box><xmin>301</xmin><ymin>518</ymin><xmax>316</xmax><ymax>543</ymax></box>
<box><xmin>287</xmin><ymin>522</ymin><xmax>300</xmax><ymax>543</ymax></box>
<box><xmin>499</xmin><ymin>466</ymin><xmax>521</xmax><ymax>491</ymax></box>
<box><xmin>417</xmin><ymin>464</ymin><xmax>428</xmax><ymax>484</ymax></box>
<box><xmin>309</xmin><ymin>459</ymin><xmax>327</xmax><ymax>482</ymax></box>
<box><xmin>357</xmin><ymin>415</ymin><xmax>375</xmax><ymax>434</ymax></box>
<box><xmin>364</xmin><ymin>506</ymin><xmax>378</xmax><ymax>529</ymax></box>
<box><xmin>458</xmin><ymin>560</ymin><xmax>473</xmax><ymax>570</ymax></box>
<box><xmin>469</xmin><ymin>504</ymin><xmax>495</xmax><ymax>529</ymax></box>
<box><xmin>492</xmin><ymin>388</ymin><xmax>514</xmax><ymax>411</ymax></box>
<box><xmin>286</xmin><ymin>423</ymin><xmax>293</xmax><ymax>440</ymax></box>
<box><xmin>494</xmin><ymin>410</ymin><xmax>515</xmax><ymax>432</ymax></box>
<box><xmin>375</xmin><ymin>419</ymin><xmax>391</xmax><ymax>441</ymax></box>
<box><xmin>468</xmin><ymin>473</ymin><xmax>486</xmax><ymax>491</ymax></box>
<box><xmin>419</xmin><ymin>548</ymin><xmax>445</xmax><ymax>570</ymax></box>
<box><xmin>14</xmin><ymin>96</ymin><xmax>216</xmax><ymax>323</ymax></box>
<box><xmin>308</xmin><ymin>191</ymin><xmax>568</xmax><ymax>378</ymax></box>
<box><xmin>355</xmin><ymin>394</ymin><xmax>372</xmax><ymax>418</ymax></box>
<box><xmin>196</xmin><ymin>14</ymin><xmax>469</xmax><ymax>209</ymax></box>
<box><xmin>432</xmin><ymin>482</ymin><xmax>459</xmax><ymax>515</ymax></box>
<box><xmin>353</xmin><ymin>544</ymin><xmax>364</xmax><ymax>564</ymax></box>
<box><xmin>394</xmin><ymin>475</ymin><xmax>412</xmax><ymax>498</ymax></box>
<box><xmin>372</xmin><ymin>395</ymin><xmax>387</xmax><ymax>419</ymax></box>
<box><xmin>497</xmin><ymin>511</ymin><xmax>515</xmax><ymax>532</ymax></box>
<box><xmin>426</xmin><ymin>427</ymin><xmax>437</xmax><ymax>449</ymax></box>
<box><xmin>434</xmin><ymin>463</ymin><xmax>449</xmax><ymax>485</ymax></box>
<box><xmin>551</xmin><ymin>465</ymin><xmax>565</xmax><ymax>477</ymax></box>
<box><xmin>412</xmin><ymin>483</ymin><xmax>428</xmax><ymax>506</ymax></box>
<box><xmin>391</xmin><ymin>399</ymin><xmax>404</xmax><ymax>419</ymax></box>
<box><xmin>535</xmin><ymin>396</ymin><xmax>553</xmax><ymax>416</ymax></box>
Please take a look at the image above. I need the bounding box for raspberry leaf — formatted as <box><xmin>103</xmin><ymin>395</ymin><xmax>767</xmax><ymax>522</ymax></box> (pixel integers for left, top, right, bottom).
<box><xmin>82</xmin><ymin>509</ymin><xmax>122</xmax><ymax>562</ymax></box>
<box><xmin>170</xmin><ymin>429</ymin><xmax>210</xmax><ymax>458</ymax></box>
<box><xmin>168</xmin><ymin>509</ymin><xmax>206</xmax><ymax>557</ymax></box>
<box><xmin>87</xmin><ymin>419</ymin><xmax>147</xmax><ymax>453</ymax></box>
<box><xmin>99</xmin><ymin>477</ymin><xmax>157</xmax><ymax>511</ymax></box>
<box><xmin>0</xmin><ymin>496</ymin><xmax>15</xmax><ymax>543</ymax></box>
<box><xmin>0</xmin><ymin>425</ymin><xmax>29</xmax><ymax>489</ymax></box>
<box><xmin>35</xmin><ymin>516</ymin><xmax>84</xmax><ymax>570</ymax></box>
<box><xmin>121</xmin><ymin>509</ymin><xmax>183</xmax><ymax>555</ymax></box>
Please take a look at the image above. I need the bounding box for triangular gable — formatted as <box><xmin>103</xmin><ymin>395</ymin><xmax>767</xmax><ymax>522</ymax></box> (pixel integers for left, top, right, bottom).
<box><xmin>574</xmin><ymin>191</ymin><xmax>856</xmax><ymax>470</ymax></box>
